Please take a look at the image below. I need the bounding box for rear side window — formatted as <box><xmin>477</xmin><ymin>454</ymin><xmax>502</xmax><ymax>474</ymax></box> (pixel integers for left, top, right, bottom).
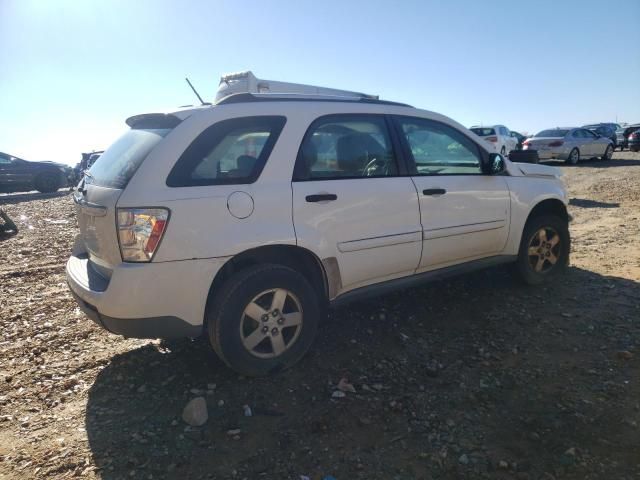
<box><xmin>167</xmin><ymin>116</ymin><xmax>286</xmax><ymax>187</ymax></box>
<box><xmin>470</xmin><ymin>127</ymin><xmax>495</xmax><ymax>137</ymax></box>
<box><xmin>88</xmin><ymin>128</ymin><xmax>171</xmax><ymax>189</ymax></box>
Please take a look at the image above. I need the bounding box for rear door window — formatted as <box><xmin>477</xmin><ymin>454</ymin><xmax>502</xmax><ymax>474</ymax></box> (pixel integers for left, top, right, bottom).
<box><xmin>167</xmin><ymin>116</ymin><xmax>286</xmax><ymax>187</ymax></box>
<box><xmin>88</xmin><ymin>128</ymin><xmax>172</xmax><ymax>189</ymax></box>
<box><xmin>293</xmin><ymin>115</ymin><xmax>398</xmax><ymax>181</ymax></box>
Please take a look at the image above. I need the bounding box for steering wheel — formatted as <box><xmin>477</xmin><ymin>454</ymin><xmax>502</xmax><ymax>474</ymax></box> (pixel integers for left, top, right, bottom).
<box><xmin>362</xmin><ymin>157</ymin><xmax>390</xmax><ymax>177</ymax></box>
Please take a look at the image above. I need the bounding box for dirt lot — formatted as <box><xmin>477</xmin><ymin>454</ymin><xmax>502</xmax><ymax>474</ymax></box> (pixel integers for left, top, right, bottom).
<box><xmin>1</xmin><ymin>153</ymin><xmax>638</xmax><ymax>480</ymax></box>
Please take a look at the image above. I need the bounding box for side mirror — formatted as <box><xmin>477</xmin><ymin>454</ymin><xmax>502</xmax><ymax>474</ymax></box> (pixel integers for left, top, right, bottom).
<box><xmin>488</xmin><ymin>153</ymin><xmax>506</xmax><ymax>174</ymax></box>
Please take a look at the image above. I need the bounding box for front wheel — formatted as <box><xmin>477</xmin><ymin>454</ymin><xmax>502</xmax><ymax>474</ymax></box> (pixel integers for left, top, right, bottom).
<box><xmin>566</xmin><ymin>148</ymin><xmax>580</xmax><ymax>165</ymax></box>
<box><xmin>207</xmin><ymin>264</ymin><xmax>321</xmax><ymax>376</ymax></box>
<box><xmin>515</xmin><ymin>214</ymin><xmax>570</xmax><ymax>285</ymax></box>
<box><xmin>602</xmin><ymin>145</ymin><xmax>613</xmax><ymax>160</ymax></box>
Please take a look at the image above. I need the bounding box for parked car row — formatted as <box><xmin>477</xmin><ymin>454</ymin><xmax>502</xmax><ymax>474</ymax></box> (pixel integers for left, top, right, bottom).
<box><xmin>469</xmin><ymin>120</ymin><xmax>640</xmax><ymax>165</ymax></box>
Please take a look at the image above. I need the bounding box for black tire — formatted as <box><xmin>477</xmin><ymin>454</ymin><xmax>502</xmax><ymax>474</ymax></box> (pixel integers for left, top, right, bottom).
<box><xmin>206</xmin><ymin>264</ymin><xmax>321</xmax><ymax>376</ymax></box>
<box><xmin>34</xmin><ymin>173</ymin><xmax>61</xmax><ymax>193</ymax></box>
<box><xmin>601</xmin><ymin>144</ymin><xmax>613</xmax><ymax>160</ymax></box>
<box><xmin>515</xmin><ymin>214</ymin><xmax>570</xmax><ymax>285</ymax></box>
<box><xmin>500</xmin><ymin>146</ymin><xmax>506</xmax><ymax>156</ymax></box>
<box><xmin>566</xmin><ymin>148</ymin><xmax>580</xmax><ymax>165</ymax></box>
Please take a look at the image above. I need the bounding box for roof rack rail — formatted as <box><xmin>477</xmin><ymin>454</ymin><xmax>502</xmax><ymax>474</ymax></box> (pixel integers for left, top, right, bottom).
<box><xmin>215</xmin><ymin>71</ymin><xmax>381</xmax><ymax>104</ymax></box>
<box><xmin>216</xmin><ymin>92</ymin><xmax>413</xmax><ymax>108</ymax></box>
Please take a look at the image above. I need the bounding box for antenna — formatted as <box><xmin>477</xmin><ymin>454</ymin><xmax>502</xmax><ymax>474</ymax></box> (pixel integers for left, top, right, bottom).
<box><xmin>185</xmin><ymin>77</ymin><xmax>210</xmax><ymax>106</ymax></box>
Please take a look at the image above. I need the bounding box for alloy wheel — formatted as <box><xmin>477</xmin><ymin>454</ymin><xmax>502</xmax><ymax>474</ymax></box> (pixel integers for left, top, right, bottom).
<box><xmin>239</xmin><ymin>288</ymin><xmax>303</xmax><ymax>359</ymax></box>
<box><xmin>527</xmin><ymin>227</ymin><xmax>561</xmax><ymax>273</ymax></box>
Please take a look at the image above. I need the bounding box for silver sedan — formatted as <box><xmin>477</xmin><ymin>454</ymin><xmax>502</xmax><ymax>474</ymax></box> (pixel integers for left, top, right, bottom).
<box><xmin>523</xmin><ymin>127</ymin><xmax>614</xmax><ymax>164</ymax></box>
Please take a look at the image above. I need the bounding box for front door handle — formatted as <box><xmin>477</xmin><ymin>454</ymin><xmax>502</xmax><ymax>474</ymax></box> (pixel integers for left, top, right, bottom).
<box><xmin>306</xmin><ymin>194</ymin><xmax>337</xmax><ymax>203</ymax></box>
<box><xmin>423</xmin><ymin>188</ymin><xmax>446</xmax><ymax>196</ymax></box>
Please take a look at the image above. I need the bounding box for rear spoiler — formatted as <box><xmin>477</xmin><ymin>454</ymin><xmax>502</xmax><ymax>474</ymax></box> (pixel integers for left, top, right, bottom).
<box><xmin>125</xmin><ymin>113</ymin><xmax>182</xmax><ymax>129</ymax></box>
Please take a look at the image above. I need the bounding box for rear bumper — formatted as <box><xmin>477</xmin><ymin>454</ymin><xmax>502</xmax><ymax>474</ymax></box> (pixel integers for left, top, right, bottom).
<box><xmin>66</xmin><ymin>246</ymin><xmax>229</xmax><ymax>338</ymax></box>
<box><xmin>68</xmin><ymin>287</ymin><xmax>202</xmax><ymax>338</ymax></box>
<box><xmin>534</xmin><ymin>150</ymin><xmax>568</xmax><ymax>160</ymax></box>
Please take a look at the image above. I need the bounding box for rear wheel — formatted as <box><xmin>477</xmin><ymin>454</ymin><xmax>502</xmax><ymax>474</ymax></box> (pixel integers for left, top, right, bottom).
<box><xmin>500</xmin><ymin>146</ymin><xmax>506</xmax><ymax>156</ymax></box>
<box><xmin>602</xmin><ymin>144</ymin><xmax>613</xmax><ymax>160</ymax></box>
<box><xmin>206</xmin><ymin>264</ymin><xmax>321</xmax><ymax>376</ymax></box>
<box><xmin>34</xmin><ymin>173</ymin><xmax>61</xmax><ymax>193</ymax></box>
<box><xmin>566</xmin><ymin>148</ymin><xmax>580</xmax><ymax>165</ymax></box>
<box><xmin>515</xmin><ymin>214</ymin><xmax>570</xmax><ymax>285</ymax></box>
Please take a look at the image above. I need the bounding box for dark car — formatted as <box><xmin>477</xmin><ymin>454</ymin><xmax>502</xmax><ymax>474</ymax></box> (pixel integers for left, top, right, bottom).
<box><xmin>582</xmin><ymin>123</ymin><xmax>619</xmax><ymax>148</ymax></box>
<box><xmin>510</xmin><ymin>130</ymin><xmax>527</xmax><ymax>150</ymax></box>
<box><xmin>621</xmin><ymin>124</ymin><xmax>640</xmax><ymax>150</ymax></box>
<box><xmin>628</xmin><ymin>128</ymin><xmax>640</xmax><ymax>152</ymax></box>
<box><xmin>0</xmin><ymin>152</ymin><xmax>74</xmax><ymax>193</ymax></box>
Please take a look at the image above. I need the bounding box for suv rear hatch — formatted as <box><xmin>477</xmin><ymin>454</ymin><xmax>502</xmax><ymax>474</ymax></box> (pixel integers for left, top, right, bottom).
<box><xmin>74</xmin><ymin>114</ymin><xmax>180</xmax><ymax>275</ymax></box>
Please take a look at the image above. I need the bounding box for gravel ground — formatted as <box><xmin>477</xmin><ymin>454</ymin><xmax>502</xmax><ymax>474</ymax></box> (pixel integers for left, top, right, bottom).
<box><xmin>0</xmin><ymin>152</ymin><xmax>638</xmax><ymax>480</ymax></box>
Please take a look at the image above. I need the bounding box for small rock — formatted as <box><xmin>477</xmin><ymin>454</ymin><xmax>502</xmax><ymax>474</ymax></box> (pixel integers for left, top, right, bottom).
<box><xmin>331</xmin><ymin>390</ymin><xmax>346</xmax><ymax>399</ymax></box>
<box><xmin>136</xmin><ymin>385</ymin><xmax>146</xmax><ymax>393</ymax></box>
<box><xmin>337</xmin><ymin>378</ymin><xmax>356</xmax><ymax>393</ymax></box>
<box><xmin>499</xmin><ymin>460</ymin><xmax>509</xmax><ymax>469</ymax></box>
<box><xmin>227</xmin><ymin>429</ymin><xmax>241</xmax><ymax>436</ymax></box>
<box><xmin>217</xmin><ymin>399</ymin><xmax>225</xmax><ymax>407</ymax></box>
<box><xmin>243</xmin><ymin>405</ymin><xmax>253</xmax><ymax>417</ymax></box>
<box><xmin>190</xmin><ymin>388</ymin><xmax>204</xmax><ymax>395</ymax></box>
<box><xmin>564</xmin><ymin>447</ymin><xmax>576</xmax><ymax>457</ymax></box>
<box><xmin>181</xmin><ymin>397</ymin><xmax>208</xmax><ymax>427</ymax></box>
<box><xmin>458</xmin><ymin>453</ymin><xmax>469</xmax><ymax>465</ymax></box>
<box><xmin>207</xmin><ymin>383</ymin><xmax>217</xmax><ymax>390</ymax></box>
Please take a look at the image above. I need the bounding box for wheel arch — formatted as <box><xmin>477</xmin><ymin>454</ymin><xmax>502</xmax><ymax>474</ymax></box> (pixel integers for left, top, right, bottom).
<box><xmin>204</xmin><ymin>244</ymin><xmax>331</xmax><ymax>326</ymax></box>
<box><xmin>525</xmin><ymin>198</ymin><xmax>569</xmax><ymax>226</ymax></box>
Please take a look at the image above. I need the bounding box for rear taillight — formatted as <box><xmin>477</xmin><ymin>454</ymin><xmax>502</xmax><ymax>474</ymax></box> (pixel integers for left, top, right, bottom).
<box><xmin>523</xmin><ymin>139</ymin><xmax>531</xmax><ymax>146</ymax></box>
<box><xmin>117</xmin><ymin>208</ymin><xmax>170</xmax><ymax>262</ymax></box>
<box><xmin>486</xmin><ymin>136</ymin><xmax>498</xmax><ymax>142</ymax></box>
<box><xmin>548</xmin><ymin>141</ymin><xmax>564</xmax><ymax>147</ymax></box>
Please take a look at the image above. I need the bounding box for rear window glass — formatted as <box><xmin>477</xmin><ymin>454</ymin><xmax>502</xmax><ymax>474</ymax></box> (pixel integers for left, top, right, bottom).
<box><xmin>470</xmin><ymin>128</ymin><xmax>495</xmax><ymax>136</ymax></box>
<box><xmin>88</xmin><ymin>128</ymin><xmax>170</xmax><ymax>189</ymax></box>
<box><xmin>535</xmin><ymin>129</ymin><xmax>568</xmax><ymax>137</ymax></box>
<box><xmin>167</xmin><ymin>116</ymin><xmax>286</xmax><ymax>187</ymax></box>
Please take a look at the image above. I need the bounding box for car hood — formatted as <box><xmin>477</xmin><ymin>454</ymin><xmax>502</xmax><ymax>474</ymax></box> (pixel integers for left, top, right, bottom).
<box><xmin>508</xmin><ymin>161</ymin><xmax>563</xmax><ymax>179</ymax></box>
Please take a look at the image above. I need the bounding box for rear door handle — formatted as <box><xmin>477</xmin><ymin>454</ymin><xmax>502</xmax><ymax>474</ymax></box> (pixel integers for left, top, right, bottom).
<box><xmin>306</xmin><ymin>194</ymin><xmax>337</xmax><ymax>203</ymax></box>
<box><xmin>423</xmin><ymin>188</ymin><xmax>446</xmax><ymax>196</ymax></box>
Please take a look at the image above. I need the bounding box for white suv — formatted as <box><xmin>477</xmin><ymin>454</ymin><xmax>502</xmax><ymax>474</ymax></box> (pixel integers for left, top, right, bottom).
<box><xmin>67</xmin><ymin>73</ymin><xmax>570</xmax><ymax>376</ymax></box>
<box><xmin>470</xmin><ymin>125</ymin><xmax>518</xmax><ymax>156</ymax></box>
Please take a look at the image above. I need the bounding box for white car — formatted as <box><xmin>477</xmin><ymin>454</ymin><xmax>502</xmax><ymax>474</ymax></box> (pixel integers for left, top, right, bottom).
<box><xmin>67</xmin><ymin>72</ymin><xmax>570</xmax><ymax>376</ymax></box>
<box><xmin>470</xmin><ymin>125</ymin><xmax>519</xmax><ymax>156</ymax></box>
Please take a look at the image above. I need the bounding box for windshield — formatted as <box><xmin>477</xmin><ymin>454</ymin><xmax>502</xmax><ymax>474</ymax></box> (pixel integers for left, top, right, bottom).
<box><xmin>470</xmin><ymin>127</ymin><xmax>495</xmax><ymax>136</ymax></box>
<box><xmin>535</xmin><ymin>129</ymin><xmax>568</xmax><ymax>138</ymax></box>
<box><xmin>88</xmin><ymin>128</ymin><xmax>171</xmax><ymax>189</ymax></box>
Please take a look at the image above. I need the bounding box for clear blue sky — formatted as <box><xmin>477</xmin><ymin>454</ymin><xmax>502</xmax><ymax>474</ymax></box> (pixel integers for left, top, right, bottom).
<box><xmin>1</xmin><ymin>0</ymin><xmax>639</xmax><ymax>165</ymax></box>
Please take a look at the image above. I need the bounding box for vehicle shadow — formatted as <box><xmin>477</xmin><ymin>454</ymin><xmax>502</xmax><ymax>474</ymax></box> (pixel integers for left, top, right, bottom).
<box><xmin>84</xmin><ymin>265</ymin><xmax>639</xmax><ymax>479</ymax></box>
<box><xmin>569</xmin><ymin>198</ymin><xmax>620</xmax><ymax>208</ymax></box>
<box><xmin>0</xmin><ymin>189</ymin><xmax>72</xmax><ymax>205</ymax></box>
